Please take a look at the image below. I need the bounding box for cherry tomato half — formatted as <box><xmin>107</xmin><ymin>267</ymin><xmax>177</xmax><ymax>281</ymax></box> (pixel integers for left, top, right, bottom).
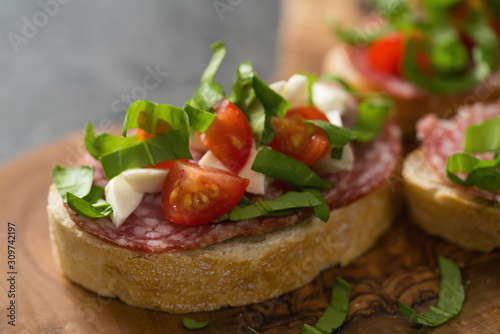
<box><xmin>202</xmin><ymin>99</ymin><xmax>253</xmax><ymax>174</ymax></box>
<box><xmin>268</xmin><ymin>106</ymin><xmax>330</xmax><ymax>166</ymax></box>
<box><xmin>367</xmin><ymin>32</ymin><xmax>430</xmax><ymax>77</ymax></box>
<box><xmin>161</xmin><ymin>161</ymin><xmax>249</xmax><ymax>225</ymax></box>
<box><xmin>137</xmin><ymin>120</ymin><xmax>188</xmax><ymax>169</ymax></box>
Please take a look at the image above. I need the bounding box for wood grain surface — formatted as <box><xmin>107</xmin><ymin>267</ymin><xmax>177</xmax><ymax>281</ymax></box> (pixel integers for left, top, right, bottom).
<box><xmin>1</xmin><ymin>1</ymin><xmax>500</xmax><ymax>333</ymax></box>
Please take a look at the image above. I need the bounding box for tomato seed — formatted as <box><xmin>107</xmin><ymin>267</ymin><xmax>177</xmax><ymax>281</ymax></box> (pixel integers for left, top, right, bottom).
<box><xmin>169</xmin><ymin>187</ymin><xmax>180</xmax><ymax>204</ymax></box>
<box><xmin>206</xmin><ymin>183</ymin><xmax>220</xmax><ymax>197</ymax></box>
<box><xmin>183</xmin><ymin>194</ymin><xmax>192</xmax><ymax>207</ymax></box>
<box><xmin>230</xmin><ymin>135</ymin><xmax>242</xmax><ymax>150</ymax></box>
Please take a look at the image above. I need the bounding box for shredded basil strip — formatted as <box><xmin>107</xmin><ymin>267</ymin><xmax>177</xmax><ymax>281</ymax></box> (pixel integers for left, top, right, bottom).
<box><xmin>231</xmin><ymin>60</ymin><xmax>257</xmax><ymax>112</ymax></box>
<box><xmin>398</xmin><ymin>256</ymin><xmax>464</xmax><ymax>327</ymax></box>
<box><xmin>303</xmin><ymin>188</ymin><xmax>330</xmax><ymax>222</ymax></box>
<box><xmin>446</xmin><ymin>153</ymin><xmax>500</xmax><ymax>192</ymax></box>
<box><xmin>217</xmin><ymin>191</ymin><xmax>322</xmax><ymax>222</ymax></box>
<box><xmin>201</xmin><ymin>41</ymin><xmax>226</xmax><ymax>84</ymax></box>
<box><xmin>99</xmin><ymin>130</ymin><xmax>192</xmax><ymax>180</ymax></box>
<box><xmin>182</xmin><ymin>100</ymin><xmax>216</xmax><ymax>133</ymax></box>
<box><xmin>247</xmin><ymin>327</ymin><xmax>260</xmax><ymax>334</ymax></box>
<box><xmin>84</xmin><ymin>123</ymin><xmax>138</xmax><ymax>159</ymax></box>
<box><xmin>305</xmin><ymin>120</ymin><xmax>356</xmax><ymax>159</ymax></box>
<box><xmin>252</xmin><ymin>75</ymin><xmax>292</xmax><ymax>145</ymax></box>
<box><xmin>299</xmin><ymin>277</ymin><xmax>352</xmax><ymax>334</ymax></box>
<box><xmin>252</xmin><ymin>148</ymin><xmax>334</xmax><ymax>189</ymax></box>
<box><xmin>122</xmin><ymin>100</ymin><xmax>190</xmax><ymax>143</ymax></box>
<box><xmin>464</xmin><ymin>116</ymin><xmax>500</xmax><ymax>153</ymax></box>
<box><xmin>182</xmin><ymin>317</ymin><xmax>210</xmax><ymax>330</ymax></box>
<box><xmin>53</xmin><ymin>165</ymin><xmax>94</xmax><ymax>202</ymax></box>
<box><xmin>67</xmin><ymin>189</ymin><xmax>113</xmax><ymax>218</ymax></box>
<box><xmin>430</xmin><ymin>26</ymin><xmax>469</xmax><ymax>75</ymax></box>
<box><xmin>192</xmin><ymin>42</ymin><xmax>226</xmax><ymax>111</ymax></box>
<box><xmin>402</xmin><ymin>14</ymin><xmax>497</xmax><ymax>94</ymax></box>
<box><xmin>352</xmin><ymin>98</ymin><xmax>392</xmax><ymax>142</ymax></box>
<box><xmin>297</xmin><ymin>72</ymin><xmax>317</xmax><ymax>106</ymax></box>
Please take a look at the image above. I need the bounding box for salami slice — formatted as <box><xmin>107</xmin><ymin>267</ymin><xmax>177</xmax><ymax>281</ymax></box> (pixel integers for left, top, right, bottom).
<box><xmin>417</xmin><ymin>101</ymin><xmax>500</xmax><ymax>202</ymax></box>
<box><xmin>69</xmin><ymin>122</ymin><xmax>401</xmax><ymax>253</ymax></box>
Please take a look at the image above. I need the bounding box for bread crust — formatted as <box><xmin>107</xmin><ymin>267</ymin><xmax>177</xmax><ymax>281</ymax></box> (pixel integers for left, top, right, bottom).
<box><xmin>403</xmin><ymin>149</ymin><xmax>500</xmax><ymax>252</ymax></box>
<box><xmin>48</xmin><ymin>180</ymin><xmax>398</xmax><ymax>313</ymax></box>
<box><xmin>323</xmin><ymin>46</ymin><xmax>500</xmax><ymax>137</ymax></box>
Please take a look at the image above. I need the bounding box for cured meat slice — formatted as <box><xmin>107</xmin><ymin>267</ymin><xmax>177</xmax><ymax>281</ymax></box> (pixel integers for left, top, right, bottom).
<box><xmin>417</xmin><ymin>101</ymin><xmax>500</xmax><ymax>202</ymax></box>
<box><xmin>69</xmin><ymin>122</ymin><xmax>401</xmax><ymax>253</ymax></box>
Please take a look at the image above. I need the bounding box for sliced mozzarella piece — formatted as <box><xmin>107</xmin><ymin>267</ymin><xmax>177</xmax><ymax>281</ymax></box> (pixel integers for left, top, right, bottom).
<box><xmin>105</xmin><ymin>174</ymin><xmax>144</xmax><ymax>228</ymax></box>
<box><xmin>312</xmin><ymin>81</ymin><xmax>349</xmax><ymax>115</ymax></box>
<box><xmin>198</xmin><ymin>148</ymin><xmax>271</xmax><ymax>195</ymax></box>
<box><xmin>122</xmin><ymin>168</ymin><xmax>168</xmax><ymax>193</ymax></box>
<box><xmin>269</xmin><ymin>80</ymin><xmax>286</xmax><ymax>95</ymax></box>
<box><xmin>312</xmin><ymin>144</ymin><xmax>355</xmax><ymax>173</ymax></box>
<box><xmin>279</xmin><ymin>74</ymin><xmax>308</xmax><ymax>107</ymax></box>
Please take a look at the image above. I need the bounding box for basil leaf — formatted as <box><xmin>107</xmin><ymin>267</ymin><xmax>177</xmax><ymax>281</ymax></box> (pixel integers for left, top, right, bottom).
<box><xmin>251</xmin><ymin>148</ymin><xmax>334</xmax><ymax>189</ymax></box>
<box><xmin>305</xmin><ymin>120</ymin><xmax>356</xmax><ymax>158</ymax></box>
<box><xmin>352</xmin><ymin>97</ymin><xmax>392</xmax><ymax>142</ymax></box>
<box><xmin>191</xmin><ymin>41</ymin><xmax>227</xmax><ymax>111</ymax></box>
<box><xmin>252</xmin><ymin>75</ymin><xmax>292</xmax><ymax>145</ymax></box>
<box><xmin>219</xmin><ymin>191</ymin><xmax>321</xmax><ymax>221</ymax></box>
<box><xmin>201</xmin><ymin>41</ymin><xmax>226</xmax><ymax>84</ymax></box>
<box><xmin>231</xmin><ymin>60</ymin><xmax>256</xmax><ymax>112</ymax></box>
<box><xmin>182</xmin><ymin>100</ymin><xmax>216</xmax><ymax>133</ymax></box>
<box><xmin>100</xmin><ymin>130</ymin><xmax>192</xmax><ymax>180</ymax></box>
<box><xmin>335</xmin><ymin>24</ymin><xmax>391</xmax><ymax>46</ymax></box>
<box><xmin>465</xmin><ymin>11</ymin><xmax>499</xmax><ymax>71</ymax></box>
<box><xmin>430</xmin><ymin>27</ymin><xmax>469</xmax><ymax>74</ymax></box>
<box><xmin>300</xmin><ymin>277</ymin><xmax>352</xmax><ymax>334</ymax></box>
<box><xmin>446</xmin><ymin>153</ymin><xmax>500</xmax><ymax>192</ymax></box>
<box><xmin>53</xmin><ymin>165</ymin><xmax>94</xmax><ymax>202</ymax></box>
<box><xmin>84</xmin><ymin>123</ymin><xmax>137</xmax><ymax>159</ymax></box>
<box><xmin>182</xmin><ymin>317</ymin><xmax>210</xmax><ymax>330</ymax></box>
<box><xmin>192</xmin><ymin>81</ymin><xmax>226</xmax><ymax>112</ymax></box>
<box><xmin>398</xmin><ymin>256</ymin><xmax>464</xmax><ymax>327</ymax></box>
<box><xmin>122</xmin><ymin>100</ymin><xmax>190</xmax><ymax>143</ymax></box>
<box><xmin>303</xmin><ymin>188</ymin><xmax>330</xmax><ymax>222</ymax></box>
<box><xmin>464</xmin><ymin>116</ymin><xmax>500</xmax><ymax>153</ymax></box>
<box><xmin>297</xmin><ymin>72</ymin><xmax>317</xmax><ymax>106</ymax></box>
<box><xmin>67</xmin><ymin>191</ymin><xmax>112</xmax><ymax>218</ymax></box>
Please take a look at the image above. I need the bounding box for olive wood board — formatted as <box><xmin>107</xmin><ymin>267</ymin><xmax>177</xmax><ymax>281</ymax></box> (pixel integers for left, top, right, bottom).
<box><xmin>0</xmin><ymin>130</ymin><xmax>500</xmax><ymax>334</ymax></box>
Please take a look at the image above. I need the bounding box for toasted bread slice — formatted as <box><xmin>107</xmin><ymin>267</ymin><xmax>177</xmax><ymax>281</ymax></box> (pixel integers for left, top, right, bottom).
<box><xmin>403</xmin><ymin>149</ymin><xmax>500</xmax><ymax>252</ymax></box>
<box><xmin>48</xmin><ymin>178</ymin><xmax>399</xmax><ymax>313</ymax></box>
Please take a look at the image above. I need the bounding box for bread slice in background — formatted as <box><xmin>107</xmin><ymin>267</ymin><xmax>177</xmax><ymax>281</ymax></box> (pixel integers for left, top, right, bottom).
<box><xmin>48</xmin><ymin>176</ymin><xmax>399</xmax><ymax>313</ymax></box>
<box><xmin>403</xmin><ymin>149</ymin><xmax>500</xmax><ymax>252</ymax></box>
<box><xmin>323</xmin><ymin>46</ymin><xmax>500</xmax><ymax>138</ymax></box>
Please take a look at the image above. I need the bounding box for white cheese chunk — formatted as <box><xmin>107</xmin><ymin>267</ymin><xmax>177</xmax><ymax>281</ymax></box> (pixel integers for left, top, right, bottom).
<box><xmin>312</xmin><ymin>144</ymin><xmax>354</xmax><ymax>173</ymax></box>
<box><xmin>122</xmin><ymin>168</ymin><xmax>168</xmax><ymax>193</ymax></box>
<box><xmin>269</xmin><ymin>80</ymin><xmax>286</xmax><ymax>95</ymax></box>
<box><xmin>198</xmin><ymin>148</ymin><xmax>271</xmax><ymax>195</ymax></box>
<box><xmin>105</xmin><ymin>174</ymin><xmax>144</xmax><ymax>228</ymax></box>
<box><xmin>312</xmin><ymin>81</ymin><xmax>349</xmax><ymax>115</ymax></box>
<box><xmin>279</xmin><ymin>74</ymin><xmax>308</xmax><ymax>107</ymax></box>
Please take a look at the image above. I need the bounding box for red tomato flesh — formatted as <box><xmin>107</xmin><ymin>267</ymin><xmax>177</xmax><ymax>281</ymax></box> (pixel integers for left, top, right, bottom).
<box><xmin>268</xmin><ymin>106</ymin><xmax>330</xmax><ymax>166</ymax></box>
<box><xmin>202</xmin><ymin>99</ymin><xmax>253</xmax><ymax>174</ymax></box>
<box><xmin>137</xmin><ymin>121</ymin><xmax>187</xmax><ymax>169</ymax></box>
<box><xmin>367</xmin><ymin>32</ymin><xmax>430</xmax><ymax>77</ymax></box>
<box><xmin>161</xmin><ymin>161</ymin><xmax>249</xmax><ymax>225</ymax></box>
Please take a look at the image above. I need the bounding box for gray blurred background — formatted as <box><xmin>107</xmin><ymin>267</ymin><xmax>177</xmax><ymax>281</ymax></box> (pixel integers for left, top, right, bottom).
<box><xmin>0</xmin><ymin>1</ymin><xmax>280</xmax><ymax>166</ymax></box>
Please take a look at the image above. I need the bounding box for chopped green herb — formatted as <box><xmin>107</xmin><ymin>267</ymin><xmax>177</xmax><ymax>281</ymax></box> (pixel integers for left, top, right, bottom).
<box><xmin>303</xmin><ymin>188</ymin><xmax>330</xmax><ymax>222</ymax></box>
<box><xmin>52</xmin><ymin>165</ymin><xmax>94</xmax><ymax>202</ymax></box>
<box><xmin>252</xmin><ymin>75</ymin><xmax>292</xmax><ymax>145</ymax></box>
<box><xmin>122</xmin><ymin>100</ymin><xmax>190</xmax><ymax>144</ymax></box>
<box><xmin>252</xmin><ymin>148</ymin><xmax>334</xmax><ymax>189</ymax></box>
<box><xmin>231</xmin><ymin>60</ymin><xmax>257</xmax><ymax>112</ymax></box>
<box><xmin>299</xmin><ymin>277</ymin><xmax>352</xmax><ymax>334</ymax></box>
<box><xmin>398</xmin><ymin>256</ymin><xmax>464</xmax><ymax>327</ymax></box>
<box><xmin>182</xmin><ymin>317</ymin><xmax>210</xmax><ymax>330</ymax></box>
<box><xmin>446</xmin><ymin>153</ymin><xmax>500</xmax><ymax>192</ymax></box>
<box><xmin>463</xmin><ymin>116</ymin><xmax>500</xmax><ymax>153</ymax></box>
<box><xmin>297</xmin><ymin>72</ymin><xmax>317</xmax><ymax>106</ymax></box>
<box><xmin>182</xmin><ymin>100</ymin><xmax>216</xmax><ymax>133</ymax></box>
<box><xmin>352</xmin><ymin>97</ymin><xmax>392</xmax><ymax>142</ymax></box>
<box><xmin>67</xmin><ymin>190</ymin><xmax>112</xmax><ymax>218</ymax></box>
<box><xmin>247</xmin><ymin>327</ymin><xmax>260</xmax><ymax>334</ymax></box>
<box><xmin>217</xmin><ymin>191</ymin><xmax>322</xmax><ymax>222</ymax></box>
<box><xmin>84</xmin><ymin>123</ymin><xmax>138</xmax><ymax>159</ymax></box>
<box><xmin>99</xmin><ymin>130</ymin><xmax>192</xmax><ymax>180</ymax></box>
